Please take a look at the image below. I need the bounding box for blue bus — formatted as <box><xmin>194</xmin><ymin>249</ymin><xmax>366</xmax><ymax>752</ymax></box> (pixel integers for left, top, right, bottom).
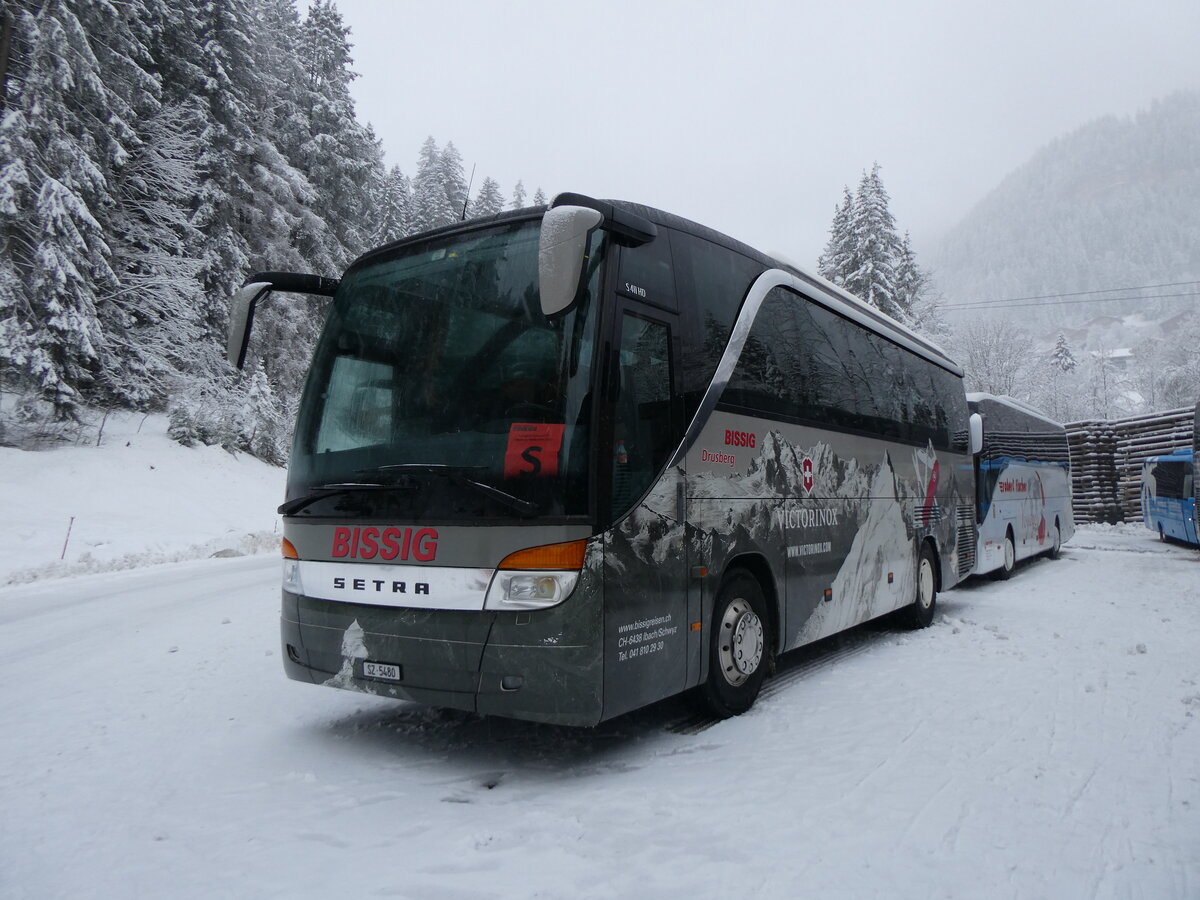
<box><xmin>1141</xmin><ymin>448</ymin><xmax>1197</xmax><ymax>546</ymax></box>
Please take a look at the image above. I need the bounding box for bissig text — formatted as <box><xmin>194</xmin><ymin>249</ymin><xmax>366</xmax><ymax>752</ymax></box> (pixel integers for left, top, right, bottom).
<box><xmin>331</xmin><ymin>526</ymin><xmax>438</xmax><ymax>561</ymax></box>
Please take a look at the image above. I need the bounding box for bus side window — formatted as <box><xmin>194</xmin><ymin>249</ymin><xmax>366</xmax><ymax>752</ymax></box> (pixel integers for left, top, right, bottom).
<box><xmin>611</xmin><ymin>314</ymin><xmax>673</xmax><ymax>517</ymax></box>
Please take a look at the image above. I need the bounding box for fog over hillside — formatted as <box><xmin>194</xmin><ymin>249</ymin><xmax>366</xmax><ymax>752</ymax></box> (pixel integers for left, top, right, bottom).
<box><xmin>925</xmin><ymin>92</ymin><xmax>1199</xmax><ymax>419</ymax></box>
<box><xmin>929</xmin><ymin>91</ymin><xmax>1200</xmax><ymax>324</ymax></box>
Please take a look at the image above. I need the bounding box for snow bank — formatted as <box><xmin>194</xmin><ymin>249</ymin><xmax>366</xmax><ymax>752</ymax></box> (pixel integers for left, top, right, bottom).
<box><xmin>0</xmin><ymin>412</ymin><xmax>285</xmax><ymax>586</ymax></box>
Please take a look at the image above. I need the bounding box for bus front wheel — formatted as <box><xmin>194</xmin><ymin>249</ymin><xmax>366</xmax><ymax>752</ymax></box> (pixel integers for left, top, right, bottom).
<box><xmin>700</xmin><ymin>571</ymin><xmax>771</xmax><ymax>718</ymax></box>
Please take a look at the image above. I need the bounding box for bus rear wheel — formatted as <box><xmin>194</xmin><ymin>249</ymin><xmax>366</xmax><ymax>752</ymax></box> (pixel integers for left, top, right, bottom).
<box><xmin>1047</xmin><ymin>518</ymin><xmax>1062</xmax><ymax>559</ymax></box>
<box><xmin>993</xmin><ymin>529</ymin><xmax>1016</xmax><ymax>580</ymax></box>
<box><xmin>700</xmin><ymin>571</ymin><xmax>771</xmax><ymax>718</ymax></box>
<box><xmin>902</xmin><ymin>542</ymin><xmax>938</xmax><ymax>629</ymax></box>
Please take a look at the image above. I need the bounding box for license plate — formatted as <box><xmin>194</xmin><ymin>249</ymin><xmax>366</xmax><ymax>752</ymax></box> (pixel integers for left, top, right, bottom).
<box><xmin>363</xmin><ymin>661</ymin><xmax>401</xmax><ymax>681</ymax></box>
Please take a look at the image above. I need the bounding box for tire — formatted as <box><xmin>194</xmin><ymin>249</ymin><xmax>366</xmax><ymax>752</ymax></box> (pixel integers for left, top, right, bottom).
<box><xmin>699</xmin><ymin>571</ymin><xmax>771</xmax><ymax>718</ymax></box>
<box><xmin>1047</xmin><ymin>518</ymin><xmax>1062</xmax><ymax>559</ymax></box>
<box><xmin>902</xmin><ymin>542</ymin><xmax>938</xmax><ymax>629</ymax></box>
<box><xmin>993</xmin><ymin>528</ymin><xmax>1016</xmax><ymax>580</ymax></box>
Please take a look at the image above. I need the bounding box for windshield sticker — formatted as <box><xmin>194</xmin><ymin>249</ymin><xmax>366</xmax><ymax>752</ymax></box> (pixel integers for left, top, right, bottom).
<box><xmin>504</xmin><ymin>423</ymin><xmax>566</xmax><ymax>478</ymax></box>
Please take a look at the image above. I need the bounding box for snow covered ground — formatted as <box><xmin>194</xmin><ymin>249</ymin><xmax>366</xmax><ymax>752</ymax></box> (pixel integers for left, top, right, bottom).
<box><xmin>0</xmin><ymin>413</ymin><xmax>285</xmax><ymax>585</ymax></box>
<box><xmin>1</xmin><ymin>425</ymin><xmax>1198</xmax><ymax>899</ymax></box>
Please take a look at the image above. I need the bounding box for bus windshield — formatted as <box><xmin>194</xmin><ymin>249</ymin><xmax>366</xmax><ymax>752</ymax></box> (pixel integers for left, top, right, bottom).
<box><xmin>288</xmin><ymin>219</ymin><xmax>603</xmax><ymax>520</ymax></box>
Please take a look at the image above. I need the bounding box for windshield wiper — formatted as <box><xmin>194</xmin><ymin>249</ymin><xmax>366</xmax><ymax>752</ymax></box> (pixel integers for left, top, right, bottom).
<box><xmin>277</xmin><ymin>482</ymin><xmax>411</xmax><ymax>517</ymax></box>
<box><xmin>367</xmin><ymin>464</ymin><xmax>540</xmax><ymax>516</ymax></box>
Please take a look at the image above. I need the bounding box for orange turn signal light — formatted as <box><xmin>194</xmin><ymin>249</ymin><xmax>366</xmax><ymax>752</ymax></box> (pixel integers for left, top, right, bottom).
<box><xmin>281</xmin><ymin>538</ymin><xmax>299</xmax><ymax>560</ymax></box>
<box><xmin>497</xmin><ymin>539</ymin><xmax>588</xmax><ymax>571</ymax></box>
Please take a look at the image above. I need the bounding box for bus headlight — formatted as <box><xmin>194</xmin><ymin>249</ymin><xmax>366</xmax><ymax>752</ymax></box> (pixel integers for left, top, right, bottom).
<box><xmin>485</xmin><ymin>571</ymin><xmax>580</xmax><ymax>610</ymax></box>
<box><xmin>282</xmin><ymin>538</ymin><xmax>304</xmax><ymax>594</ymax></box>
<box><xmin>483</xmin><ymin>539</ymin><xmax>588</xmax><ymax>611</ymax></box>
<box><xmin>283</xmin><ymin>559</ymin><xmax>304</xmax><ymax>595</ymax></box>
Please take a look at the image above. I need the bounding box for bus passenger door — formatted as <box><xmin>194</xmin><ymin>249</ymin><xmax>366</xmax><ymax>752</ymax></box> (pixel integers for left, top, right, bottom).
<box><xmin>601</xmin><ymin>307</ymin><xmax>690</xmax><ymax>720</ymax></box>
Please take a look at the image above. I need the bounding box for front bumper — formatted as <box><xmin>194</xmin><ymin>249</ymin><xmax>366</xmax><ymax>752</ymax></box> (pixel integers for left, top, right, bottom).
<box><xmin>280</xmin><ymin>584</ymin><xmax>604</xmax><ymax>726</ymax></box>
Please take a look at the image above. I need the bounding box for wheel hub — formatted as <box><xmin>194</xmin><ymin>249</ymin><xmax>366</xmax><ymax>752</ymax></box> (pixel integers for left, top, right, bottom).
<box><xmin>918</xmin><ymin>558</ymin><xmax>935</xmax><ymax>609</ymax></box>
<box><xmin>719</xmin><ymin>599</ymin><xmax>764</xmax><ymax>685</ymax></box>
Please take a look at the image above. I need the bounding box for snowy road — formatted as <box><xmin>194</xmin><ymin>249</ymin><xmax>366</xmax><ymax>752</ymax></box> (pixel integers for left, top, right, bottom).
<box><xmin>2</xmin><ymin>528</ymin><xmax>1198</xmax><ymax>899</ymax></box>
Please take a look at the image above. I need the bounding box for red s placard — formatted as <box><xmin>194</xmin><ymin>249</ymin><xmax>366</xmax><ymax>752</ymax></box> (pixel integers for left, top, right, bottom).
<box><xmin>504</xmin><ymin>423</ymin><xmax>566</xmax><ymax>477</ymax></box>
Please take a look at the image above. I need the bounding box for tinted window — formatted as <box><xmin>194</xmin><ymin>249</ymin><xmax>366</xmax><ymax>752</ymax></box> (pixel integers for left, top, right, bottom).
<box><xmin>724</xmin><ymin>286</ymin><xmax>967</xmax><ymax>451</ymax></box>
<box><xmin>617</xmin><ymin>237</ymin><xmax>675</xmax><ymax>310</ymax></box>
<box><xmin>669</xmin><ymin>230</ymin><xmax>764</xmax><ymax>415</ymax></box>
<box><xmin>1153</xmin><ymin>461</ymin><xmax>1189</xmax><ymax>499</ymax></box>
<box><xmin>611</xmin><ymin>314</ymin><xmax>674</xmax><ymax>517</ymax></box>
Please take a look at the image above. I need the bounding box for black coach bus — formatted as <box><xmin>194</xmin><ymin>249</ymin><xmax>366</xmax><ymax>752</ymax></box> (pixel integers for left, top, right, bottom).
<box><xmin>228</xmin><ymin>193</ymin><xmax>979</xmax><ymax>725</ymax></box>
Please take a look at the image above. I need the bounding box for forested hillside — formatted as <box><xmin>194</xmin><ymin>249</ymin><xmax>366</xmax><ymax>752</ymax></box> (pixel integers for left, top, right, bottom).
<box><xmin>928</xmin><ymin>92</ymin><xmax>1200</xmax><ymax>421</ymax></box>
<box><xmin>929</xmin><ymin>91</ymin><xmax>1200</xmax><ymax>316</ymax></box>
<box><xmin>0</xmin><ymin>0</ymin><xmax>531</xmax><ymax>457</ymax></box>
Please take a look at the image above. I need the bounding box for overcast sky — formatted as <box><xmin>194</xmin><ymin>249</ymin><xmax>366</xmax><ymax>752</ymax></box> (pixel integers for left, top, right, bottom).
<box><xmin>333</xmin><ymin>0</ymin><xmax>1199</xmax><ymax>266</ymax></box>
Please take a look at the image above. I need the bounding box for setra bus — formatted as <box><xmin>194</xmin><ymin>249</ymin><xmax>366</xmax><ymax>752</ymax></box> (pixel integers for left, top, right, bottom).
<box><xmin>967</xmin><ymin>393</ymin><xmax>1075</xmax><ymax>578</ymax></box>
<box><xmin>228</xmin><ymin>193</ymin><xmax>982</xmax><ymax>725</ymax></box>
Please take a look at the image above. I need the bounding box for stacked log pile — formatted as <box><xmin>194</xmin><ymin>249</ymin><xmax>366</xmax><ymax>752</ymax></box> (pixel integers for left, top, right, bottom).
<box><xmin>1065</xmin><ymin>420</ymin><xmax>1121</xmax><ymax>524</ymax></box>
<box><xmin>1065</xmin><ymin>406</ymin><xmax>1195</xmax><ymax>524</ymax></box>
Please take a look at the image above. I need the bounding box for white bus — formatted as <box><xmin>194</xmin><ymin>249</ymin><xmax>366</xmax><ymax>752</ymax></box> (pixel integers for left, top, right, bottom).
<box><xmin>968</xmin><ymin>393</ymin><xmax>1074</xmax><ymax>578</ymax></box>
<box><xmin>228</xmin><ymin>193</ymin><xmax>982</xmax><ymax>724</ymax></box>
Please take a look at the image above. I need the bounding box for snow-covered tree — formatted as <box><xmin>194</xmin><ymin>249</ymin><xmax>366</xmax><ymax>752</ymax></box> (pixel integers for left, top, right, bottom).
<box><xmin>1052</xmin><ymin>332</ymin><xmax>1077</xmax><ymax>372</ymax></box>
<box><xmin>820</xmin><ymin>165</ymin><xmax>921</xmax><ymax>326</ymax></box>
<box><xmin>818</xmin><ymin>187</ymin><xmax>853</xmax><ymax>285</ymax></box>
<box><xmin>438</xmin><ymin>141</ymin><xmax>468</xmax><ymax>221</ymax></box>
<box><xmin>99</xmin><ymin>102</ymin><xmax>205</xmax><ymax>408</ymax></box>
<box><xmin>376</xmin><ymin>165</ymin><xmax>411</xmax><ymax>243</ymax></box>
<box><xmin>294</xmin><ymin>0</ymin><xmax>382</xmax><ymax>265</ymax></box>
<box><xmin>409</xmin><ymin>136</ymin><xmax>455</xmax><ymax>232</ymax></box>
<box><xmin>472</xmin><ymin>176</ymin><xmax>505</xmax><ymax>217</ymax></box>
<box><xmin>510</xmin><ymin>179</ymin><xmax>526</xmax><ymax>210</ymax></box>
<box><xmin>844</xmin><ymin>164</ymin><xmax>904</xmax><ymax>321</ymax></box>
<box><xmin>952</xmin><ymin>317</ymin><xmax>1032</xmax><ymax>397</ymax></box>
<box><xmin>0</xmin><ymin>0</ymin><xmax>130</xmax><ymax>418</ymax></box>
<box><xmin>532</xmin><ymin>187</ymin><xmax>547</xmax><ymax>207</ymax></box>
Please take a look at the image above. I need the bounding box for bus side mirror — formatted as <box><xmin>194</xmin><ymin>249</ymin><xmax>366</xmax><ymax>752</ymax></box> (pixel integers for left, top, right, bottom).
<box><xmin>227</xmin><ymin>272</ymin><xmax>340</xmax><ymax>368</ymax></box>
<box><xmin>969</xmin><ymin>413</ymin><xmax>984</xmax><ymax>456</ymax></box>
<box><xmin>227</xmin><ymin>281</ymin><xmax>273</xmax><ymax>369</ymax></box>
<box><xmin>539</xmin><ymin>205</ymin><xmax>603</xmax><ymax>317</ymax></box>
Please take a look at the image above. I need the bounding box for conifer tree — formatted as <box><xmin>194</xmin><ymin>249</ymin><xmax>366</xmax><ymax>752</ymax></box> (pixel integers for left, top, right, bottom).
<box><xmin>1052</xmin><ymin>332</ymin><xmax>1077</xmax><ymax>372</ymax></box>
<box><xmin>820</xmin><ymin>165</ymin><xmax>932</xmax><ymax>329</ymax></box>
<box><xmin>845</xmin><ymin>163</ymin><xmax>903</xmax><ymax>321</ymax></box>
<box><xmin>532</xmin><ymin>187</ymin><xmax>548</xmax><ymax>206</ymax></box>
<box><xmin>472</xmin><ymin>177</ymin><xmax>505</xmax><ymax>217</ymax></box>
<box><xmin>438</xmin><ymin>141</ymin><xmax>468</xmax><ymax>221</ymax></box>
<box><xmin>295</xmin><ymin>0</ymin><xmax>382</xmax><ymax>266</ymax></box>
<box><xmin>510</xmin><ymin>179</ymin><xmax>526</xmax><ymax>210</ymax></box>
<box><xmin>409</xmin><ymin>136</ymin><xmax>455</xmax><ymax>232</ymax></box>
<box><xmin>376</xmin><ymin>165</ymin><xmax>411</xmax><ymax>243</ymax></box>
<box><xmin>818</xmin><ymin>187</ymin><xmax>853</xmax><ymax>285</ymax></box>
<box><xmin>0</xmin><ymin>0</ymin><xmax>125</xmax><ymax>418</ymax></box>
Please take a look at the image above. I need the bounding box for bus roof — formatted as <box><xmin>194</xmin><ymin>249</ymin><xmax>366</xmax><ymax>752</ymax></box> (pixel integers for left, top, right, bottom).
<box><xmin>967</xmin><ymin>393</ymin><xmax>1064</xmax><ymax>430</ymax></box>
<box><xmin>1144</xmin><ymin>448</ymin><xmax>1194</xmax><ymax>464</ymax></box>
